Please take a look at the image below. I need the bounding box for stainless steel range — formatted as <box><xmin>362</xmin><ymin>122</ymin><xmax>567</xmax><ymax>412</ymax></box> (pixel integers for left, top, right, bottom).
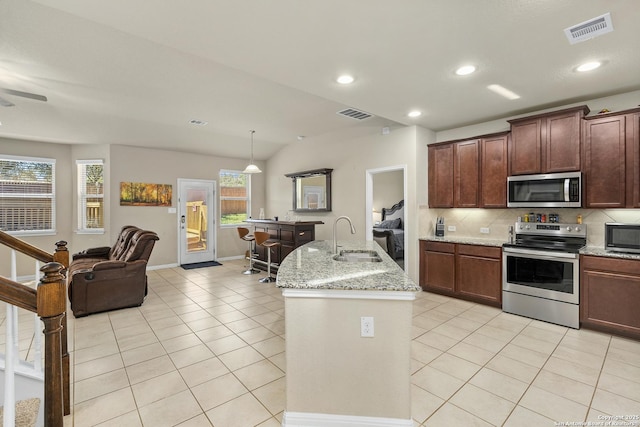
<box><xmin>502</xmin><ymin>222</ymin><xmax>587</xmax><ymax>329</ymax></box>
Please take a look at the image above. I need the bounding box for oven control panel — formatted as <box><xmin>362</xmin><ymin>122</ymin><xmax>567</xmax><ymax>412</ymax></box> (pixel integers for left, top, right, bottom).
<box><xmin>515</xmin><ymin>222</ymin><xmax>586</xmax><ymax>238</ymax></box>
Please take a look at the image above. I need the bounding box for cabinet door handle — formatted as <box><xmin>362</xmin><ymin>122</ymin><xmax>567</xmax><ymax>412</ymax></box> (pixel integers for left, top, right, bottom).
<box><xmin>299</xmin><ymin>232</ymin><xmax>305</xmax><ymax>236</ymax></box>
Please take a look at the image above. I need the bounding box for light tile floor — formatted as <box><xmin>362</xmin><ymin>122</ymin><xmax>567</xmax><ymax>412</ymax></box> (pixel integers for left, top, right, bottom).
<box><xmin>54</xmin><ymin>259</ymin><xmax>640</xmax><ymax>426</ymax></box>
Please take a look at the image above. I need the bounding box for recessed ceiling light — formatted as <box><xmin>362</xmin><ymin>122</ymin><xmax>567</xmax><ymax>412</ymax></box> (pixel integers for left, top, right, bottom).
<box><xmin>455</xmin><ymin>65</ymin><xmax>476</xmax><ymax>76</ymax></box>
<box><xmin>576</xmin><ymin>61</ymin><xmax>601</xmax><ymax>72</ymax></box>
<box><xmin>408</xmin><ymin>110</ymin><xmax>422</xmax><ymax>118</ymax></box>
<box><xmin>189</xmin><ymin>119</ymin><xmax>208</xmax><ymax>126</ymax></box>
<box><xmin>336</xmin><ymin>75</ymin><xmax>355</xmax><ymax>85</ymax></box>
<box><xmin>487</xmin><ymin>84</ymin><xmax>520</xmax><ymax>100</ymax></box>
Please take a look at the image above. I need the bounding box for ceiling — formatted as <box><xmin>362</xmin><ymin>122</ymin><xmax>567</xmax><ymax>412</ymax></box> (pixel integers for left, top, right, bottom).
<box><xmin>1</xmin><ymin>0</ymin><xmax>639</xmax><ymax>161</ymax></box>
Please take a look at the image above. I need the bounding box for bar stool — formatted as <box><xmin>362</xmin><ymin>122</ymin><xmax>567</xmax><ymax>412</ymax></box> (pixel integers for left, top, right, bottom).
<box><xmin>254</xmin><ymin>231</ymin><xmax>280</xmax><ymax>283</ymax></box>
<box><xmin>237</xmin><ymin>227</ymin><xmax>259</xmax><ymax>275</ymax></box>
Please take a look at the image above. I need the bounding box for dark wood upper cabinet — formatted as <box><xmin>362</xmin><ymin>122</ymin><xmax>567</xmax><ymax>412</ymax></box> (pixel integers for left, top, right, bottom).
<box><xmin>480</xmin><ymin>133</ymin><xmax>508</xmax><ymax>208</ymax></box>
<box><xmin>583</xmin><ymin>113</ymin><xmax>627</xmax><ymax>208</ymax></box>
<box><xmin>454</xmin><ymin>139</ymin><xmax>480</xmax><ymax>208</ymax></box>
<box><xmin>508</xmin><ymin>119</ymin><xmax>541</xmax><ymax>175</ymax></box>
<box><xmin>430</xmin><ymin>134</ymin><xmax>507</xmax><ymax>208</ymax></box>
<box><xmin>508</xmin><ymin>105</ymin><xmax>589</xmax><ymax>175</ymax></box>
<box><xmin>630</xmin><ymin>112</ymin><xmax>640</xmax><ymax>208</ymax></box>
<box><xmin>426</xmin><ymin>106</ymin><xmax>640</xmax><ymax>210</ymax></box>
<box><xmin>583</xmin><ymin>109</ymin><xmax>640</xmax><ymax>208</ymax></box>
<box><xmin>428</xmin><ymin>143</ymin><xmax>454</xmax><ymax>208</ymax></box>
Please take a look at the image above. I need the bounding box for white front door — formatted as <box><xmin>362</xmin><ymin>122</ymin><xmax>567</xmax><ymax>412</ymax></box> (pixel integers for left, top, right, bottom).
<box><xmin>178</xmin><ymin>179</ymin><xmax>216</xmax><ymax>265</ymax></box>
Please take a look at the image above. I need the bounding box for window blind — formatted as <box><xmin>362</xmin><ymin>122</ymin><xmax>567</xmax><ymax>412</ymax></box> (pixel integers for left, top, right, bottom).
<box><xmin>0</xmin><ymin>156</ymin><xmax>56</xmax><ymax>233</ymax></box>
<box><xmin>77</xmin><ymin>159</ymin><xmax>104</xmax><ymax>231</ymax></box>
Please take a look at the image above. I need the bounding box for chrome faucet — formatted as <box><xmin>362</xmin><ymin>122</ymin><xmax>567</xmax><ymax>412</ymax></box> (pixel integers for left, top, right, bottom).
<box><xmin>333</xmin><ymin>216</ymin><xmax>356</xmax><ymax>254</ymax></box>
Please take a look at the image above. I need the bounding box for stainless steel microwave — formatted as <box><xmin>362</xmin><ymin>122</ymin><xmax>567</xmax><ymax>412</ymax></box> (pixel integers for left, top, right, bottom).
<box><xmin>605</xmin><ymin>223</ymin><xmax>640</xmax><ymax>254</ymax></box>
<box><xmin>507</xmin><ymin>172</ymin><xmax>581</xmax><ymax>208</ymax></box>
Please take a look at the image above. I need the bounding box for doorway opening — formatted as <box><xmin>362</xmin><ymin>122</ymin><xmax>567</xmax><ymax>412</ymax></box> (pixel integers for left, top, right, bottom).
<box><xmin>178</xmin><ymin>179</ymin><xmax>216</xmax><ymax>265</ymax></box>
<box><xmin>365</xmin><ymin>165</ymin><xmax>408</xmax><ymax>271</ymax></box>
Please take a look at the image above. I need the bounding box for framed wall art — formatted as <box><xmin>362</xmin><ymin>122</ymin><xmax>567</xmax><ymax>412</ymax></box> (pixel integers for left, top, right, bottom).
<box><xmin>120</xmin><ymin>182</ymin><xmax>172</xmax><ymax>206</ymax></box>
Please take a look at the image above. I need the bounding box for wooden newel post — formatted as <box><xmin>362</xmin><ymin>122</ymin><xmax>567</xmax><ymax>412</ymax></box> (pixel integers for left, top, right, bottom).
<box><xmin>52</xmin><ymin>240</ymin><xmax>71</xmax><ymax>415</ymax></box>
<box><xmin>37</xmin><ymin>262</ymin><xmax>66</xmax><ymax>427</ymax></box>
<box><xmin>53</xmin><ymin>241</ymin><xmax>69</xmax><ymax>269</ymax></box>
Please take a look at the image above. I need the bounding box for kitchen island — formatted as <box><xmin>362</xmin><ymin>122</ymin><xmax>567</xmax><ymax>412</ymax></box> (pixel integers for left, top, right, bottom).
<box><xmin>277</xmin><ymin>240</ymin><xmax>419</xmax><ymax>427</ymax></box>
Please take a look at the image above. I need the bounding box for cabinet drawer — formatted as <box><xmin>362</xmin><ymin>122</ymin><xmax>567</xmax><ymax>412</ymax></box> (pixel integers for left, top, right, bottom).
<box><xmin>280</xmin><ymin>229</ymin><xmax>294</xmax><ymax>243</ymax></box>
<box><xmin>458</xmin><ymin>244</ymin><xmax>501</xmax><ymax>259</ymax></box>
<box><xmin>424</xmin><ymin>241</ymin><xmax>455</xmax><ymax>254</ymax></box>
<box><xmin>581</xmin><ymin>255</ymin><xmax>640</xmax><ymax>275</ymax></box>
<box><xmin>297</xmin><ymin>227</ymin><xmax>314</xmax><ymax>242</ymax></box>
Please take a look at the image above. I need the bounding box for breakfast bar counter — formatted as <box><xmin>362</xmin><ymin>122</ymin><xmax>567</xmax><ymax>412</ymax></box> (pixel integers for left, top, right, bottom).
<box><xmin>277</xmin><ymin>240</ymin><xmax>418</xmax><ymax>427</ymax></box>
<box><xmin>276</xmin><ymin>240</ymin><xmax>419</xmax><ymax>292</ymax></box>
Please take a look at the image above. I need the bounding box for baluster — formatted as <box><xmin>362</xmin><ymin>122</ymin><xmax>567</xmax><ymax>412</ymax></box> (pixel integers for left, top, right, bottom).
<box><xmin>33</xmin><ymin>260</ymin><xmax>43</xmax><ymax>372</ymax></box>
<box><xmin>3</xmin><ymin>250</ymin><xmax>17</xmax><ymax>427</ymax></box>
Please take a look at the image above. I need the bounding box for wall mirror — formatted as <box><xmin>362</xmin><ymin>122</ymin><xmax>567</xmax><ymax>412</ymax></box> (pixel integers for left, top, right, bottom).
<box><xmin>285</xmin><ymin>168</ymin><xmax>332</xmax><ymax>212</ymax></box>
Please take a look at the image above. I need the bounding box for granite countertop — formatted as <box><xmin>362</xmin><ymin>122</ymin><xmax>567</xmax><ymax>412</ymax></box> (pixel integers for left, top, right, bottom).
<box><xmin>580</xmin><ymin>246</ymin><xmax>640</xmax><ymax>260</ymax></box>
<box><xmin>276</xmin><ymin>240</ymin><xmax>420</xmax><ymax>292</ymax></box>
<box><xmin>420</xmin><ymin>236</ymin><xmax>505</xmax><ymax>247</ymax></box>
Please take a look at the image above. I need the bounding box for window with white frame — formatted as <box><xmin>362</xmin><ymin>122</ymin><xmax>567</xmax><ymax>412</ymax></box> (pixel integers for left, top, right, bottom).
<box><xmin>77</xmin><ymin>159</ymin><xmax>104</xmax><ymax>232</ymax></box>
<box><xmin>0</xmin><ymin>155</ymin><xmax>56</xmax><ymax>234</ymax></box>
<box><xmin>219</xmin><ymin>170</ymin><xmax>250</xmax><ymax>226</ymax></box>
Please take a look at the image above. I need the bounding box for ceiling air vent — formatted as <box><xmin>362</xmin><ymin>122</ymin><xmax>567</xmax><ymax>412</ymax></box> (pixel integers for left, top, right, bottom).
<box><xmin>564</xmin><ymin>12</ymin><xmax>613</xmax><ymax>45</ymax></box>
<box><xmin>337</xmin><ymin>108</ymin><xmax>373</xmax><ymax>120</ymax></box>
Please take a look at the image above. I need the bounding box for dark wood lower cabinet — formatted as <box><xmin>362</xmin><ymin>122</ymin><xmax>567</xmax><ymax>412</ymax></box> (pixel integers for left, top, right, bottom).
<box><xmin>245</xmin><ymin>220</ymin><xmax>322</xmax><ymax>270</ymax></box>
<box><xmin>456</xmin><ymin>245</ymin><xmax>502</xmax><ymax>306</ymax></box>
<box><xmin>420</xmin><ymin>241</ymin><xmax>455</xmax><ymax>293</ymax></box>
<box><xmin>419</xmin><ymin>240</ymin><xmax>502</xmax><ymax>307</ymax></box>
<box><xmin>581</xmin><ymin>255</ymin><xmax>640</xmax><ymax>339</ymax></box>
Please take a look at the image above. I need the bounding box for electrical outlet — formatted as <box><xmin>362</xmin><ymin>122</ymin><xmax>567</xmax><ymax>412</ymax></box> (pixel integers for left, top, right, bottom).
<box><xmin>448</xmin><ymin>225</ymin><xmax>456</xmax><ymax>232</ymax></box>
<box><xmin>480</xmin><ymin>227</ymin><xmax>490</xmax><ymax>234</ymax></box>
<box><xmin>361</xmin><ymin>316</ymin><xmax>374</xmax><ymax>337</ymax></box>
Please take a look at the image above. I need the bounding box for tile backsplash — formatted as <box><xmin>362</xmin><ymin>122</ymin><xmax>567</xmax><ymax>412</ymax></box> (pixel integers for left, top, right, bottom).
<box><xmin>419</xmin><ymin>207</ymin><xmax>640</xmax><ymax>247</ymax></box>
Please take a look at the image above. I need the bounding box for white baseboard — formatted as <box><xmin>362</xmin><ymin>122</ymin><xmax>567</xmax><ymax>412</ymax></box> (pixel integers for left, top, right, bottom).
<box><xmin>216</xmin><ymin>255</ymin><xmax>244</xmax><ymax>261</ymax></box>
<box><xmin>282</xmin><ymin>411</ymin><xmax>412</xmax><ymax>427</ymax></box>
<box><xmin>147</xmin><ymin>263</ymin><xmax>178</xmax><ymax>270</ymax></box>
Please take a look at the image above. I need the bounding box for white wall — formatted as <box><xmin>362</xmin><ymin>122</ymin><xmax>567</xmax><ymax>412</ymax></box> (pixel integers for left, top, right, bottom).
<box><xmin>266</xmin><ymin>124</ymin><xmax>435</xmax><ymax>282</ymax></box>
<box><xmin>108</xmin><ymin>145</ymin><xmax>266</xmax><ymax>266</ymax></box>
<box><xmin>1</xmin><ymin>139</ymin><xmax>265</xmax><ymax>275</ymax></box>
<box><xmin>372</xmin><ymin>170</ymin><xmax>403</xmax><ymax>216</ymax></box>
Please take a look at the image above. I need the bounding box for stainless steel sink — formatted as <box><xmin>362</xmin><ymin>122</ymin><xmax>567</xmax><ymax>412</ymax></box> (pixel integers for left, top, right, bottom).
<box><xmin>332</xmin><ymin>250</ymin><xmax>382</xmax><ymax>262</ymax></box>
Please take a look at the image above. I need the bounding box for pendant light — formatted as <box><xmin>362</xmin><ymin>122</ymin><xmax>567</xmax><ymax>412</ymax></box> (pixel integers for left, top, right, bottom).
<box><xmin>243</xmin><ymin>130</ymin><xmax>262</xmax><ymax>174</ymax></box>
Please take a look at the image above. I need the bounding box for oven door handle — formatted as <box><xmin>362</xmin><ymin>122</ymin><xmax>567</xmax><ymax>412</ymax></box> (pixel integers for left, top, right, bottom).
<box><xmin>503</xmin><ymin>247</ymin><xmax>578</xmax><ymax>260</ymax></box>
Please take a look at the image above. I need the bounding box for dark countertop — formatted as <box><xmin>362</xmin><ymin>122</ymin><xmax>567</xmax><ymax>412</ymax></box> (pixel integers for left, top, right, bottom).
<box><xmin>245</xmin><ymin>219</ymin><xmax>324</xmax><ymax>225</ymax></box>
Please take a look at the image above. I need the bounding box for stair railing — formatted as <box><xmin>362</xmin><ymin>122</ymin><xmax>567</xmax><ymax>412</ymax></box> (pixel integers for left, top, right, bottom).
<box><xmin>0</xmin><ymin>230</ymin><xmax>69</xmax><ymax>427</ymax></box>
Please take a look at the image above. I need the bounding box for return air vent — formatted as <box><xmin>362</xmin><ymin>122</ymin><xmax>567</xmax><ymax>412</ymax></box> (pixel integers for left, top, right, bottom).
<box><xmin>337</xmin><ymin>108</ymin><xmax>373</xmax><ymax>120</ymax></box>
<box><xmin>564</xmin><ymin>12</ymin><xmax>613</xmax><ymax>45</ymax></box>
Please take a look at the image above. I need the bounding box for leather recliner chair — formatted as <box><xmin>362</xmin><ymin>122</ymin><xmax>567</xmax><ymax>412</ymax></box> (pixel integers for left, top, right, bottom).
<box><xmin>68</xmin><ymin>226</ymin><xmax>159</xmax><ymax>317</ymax></box>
